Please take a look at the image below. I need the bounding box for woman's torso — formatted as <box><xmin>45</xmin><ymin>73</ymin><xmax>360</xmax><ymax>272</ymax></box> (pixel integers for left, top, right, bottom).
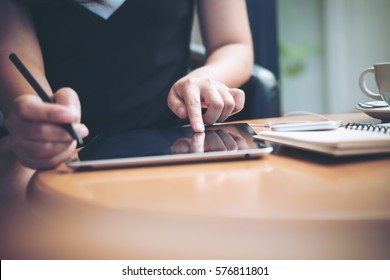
<box><xmin>26</xmin><ymin>0</ymin><xmax>195</xmax><ymax>134</ymax></box>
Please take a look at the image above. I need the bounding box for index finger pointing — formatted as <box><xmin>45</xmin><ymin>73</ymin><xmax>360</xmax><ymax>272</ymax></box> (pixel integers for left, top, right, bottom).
<box><xmin>181</xmin><ymin>88</ymin><xmax>205</xmax><ymax>133</ymax></box>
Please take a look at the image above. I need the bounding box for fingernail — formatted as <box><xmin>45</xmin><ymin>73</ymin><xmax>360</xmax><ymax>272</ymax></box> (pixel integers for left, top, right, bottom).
<box><xmin>67</xmin><ymin>104</ymin><xmax>78</xmax><ymax>114</ymax></box>
<box><xmin>194</xmin><ymin>121</ymin><xmax>205</xmax><ymax>132</ymax></box>
<box><xmin>79</xmin><ymin>125</ymin><xmax>89</xmax><ymax>137</ymax></box>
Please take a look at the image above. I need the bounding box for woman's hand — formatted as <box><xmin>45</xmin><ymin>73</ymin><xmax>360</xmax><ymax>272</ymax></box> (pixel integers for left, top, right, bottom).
<box><xmin>4</xmin><ymin>87</ymin><xmax>89</xmax><ymax>169</ymax></box>
<box><xmin>168</xmin><ymin>0</ymin><xmax>252</xmax><ymax>132</ymax></box>
<box><xmin>167</xmin><ymin>77</ymin><xmax>245</xmax><ymax>132</ymax></box>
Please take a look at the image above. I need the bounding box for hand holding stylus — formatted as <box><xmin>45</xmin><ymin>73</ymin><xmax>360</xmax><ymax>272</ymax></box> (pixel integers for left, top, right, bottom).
<box><xmin>5</xmin><ymin>54</ymin><xmax>89</xmax><ymax>169</ymax></box>
<box><xmin>9</xmin><ymin>53</ymin><xmax>84</xmax><ymax>144</ymax></box>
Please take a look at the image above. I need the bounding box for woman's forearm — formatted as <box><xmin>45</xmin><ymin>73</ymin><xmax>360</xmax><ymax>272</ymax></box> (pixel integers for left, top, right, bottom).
<box><xmin>195</xmin><ymin>0</ymin><xmax>254</xmax><ymax>88</ymax></box>
<box><xmin>186</xmin><ymin>43</ymin><xmax>254</xmax><ymax>88</ymax></box>
<box><xmin>0</xmin><ymin>0</ymin><xmax>50</xmax><ymax>116</ymax></box>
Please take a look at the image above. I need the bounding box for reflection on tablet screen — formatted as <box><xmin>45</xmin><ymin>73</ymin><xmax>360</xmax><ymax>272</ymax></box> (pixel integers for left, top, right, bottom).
<box><xmin>68</xmin><ymin>123</ymin><xmax>272</xmax><ymax>169</ymax></box>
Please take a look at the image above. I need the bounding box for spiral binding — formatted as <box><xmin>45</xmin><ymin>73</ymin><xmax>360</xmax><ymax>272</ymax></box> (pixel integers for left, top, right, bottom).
<box><xmin>345</xmin><ymin>123</ymin><xmax>390</xmax><ymax>134</ymax></box>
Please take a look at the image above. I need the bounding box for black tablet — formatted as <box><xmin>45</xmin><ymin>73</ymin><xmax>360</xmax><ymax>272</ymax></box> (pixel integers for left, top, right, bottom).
<box><xmin>66</xmin><ymin>123</ymin><xmax>272</xmax><ymax>170</ymax></box>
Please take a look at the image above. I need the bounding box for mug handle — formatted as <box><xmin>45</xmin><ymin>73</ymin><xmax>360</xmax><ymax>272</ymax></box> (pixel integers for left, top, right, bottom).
<box><xmin>358</xmin><ymin>67</ymin><xmax>382</xmax><ymax>100</ymax></box>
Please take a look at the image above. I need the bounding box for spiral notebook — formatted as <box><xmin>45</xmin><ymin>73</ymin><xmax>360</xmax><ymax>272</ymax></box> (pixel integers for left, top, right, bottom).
<box><xmin>253</xmin><ymin>123</ymin><xmax>390</xmax><ymax>156</ymax></box>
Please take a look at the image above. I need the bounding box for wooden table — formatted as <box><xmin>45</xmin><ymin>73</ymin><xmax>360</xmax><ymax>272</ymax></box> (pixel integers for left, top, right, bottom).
<box><xmin>1</xmin><ymin>113</ymin><xmax>389</xmax><ymax>259</ymax></box>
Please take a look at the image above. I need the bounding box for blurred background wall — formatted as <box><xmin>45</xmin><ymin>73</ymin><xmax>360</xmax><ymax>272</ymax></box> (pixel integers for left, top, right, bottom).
<box><xmin>278</xmin><ymin>0</ymin><xmax>390</xmax><ymax>114</ymax></box>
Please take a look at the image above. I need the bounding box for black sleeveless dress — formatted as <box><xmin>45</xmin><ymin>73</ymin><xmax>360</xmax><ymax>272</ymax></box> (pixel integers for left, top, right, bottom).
<box><xmin>26</xmin><ymin>0</ymin><xmax>194</xmax><ymax>135</ymax></box>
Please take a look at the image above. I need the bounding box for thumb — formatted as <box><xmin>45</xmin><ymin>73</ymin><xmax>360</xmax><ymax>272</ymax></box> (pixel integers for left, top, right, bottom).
<box><xmin>53</xmin><ymin>87</ymin><xmax>82</xmax><ymax>122</ymax></box>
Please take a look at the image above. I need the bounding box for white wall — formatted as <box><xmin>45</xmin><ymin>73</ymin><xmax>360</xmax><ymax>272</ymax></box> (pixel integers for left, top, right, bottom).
<box><xmin>278</xmin><ymin>0</ymin><xmax>325</xmax><ymax>114</ymax></box>
<box><xmin>324</xmin><ymin>0</ymin><xmax>390</xmax><ymax>113</ymax></box>
<box><xmin>278</xmin><ymin>0</ymin><xmax>390</xmax><ymax>115</ymax></box>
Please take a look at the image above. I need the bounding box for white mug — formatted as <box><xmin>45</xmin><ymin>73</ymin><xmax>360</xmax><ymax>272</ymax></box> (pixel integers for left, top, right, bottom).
<box><xmin>359</xmin><ymin>62</ymin><xmax>390</xmax><ymax>105</ymax></box>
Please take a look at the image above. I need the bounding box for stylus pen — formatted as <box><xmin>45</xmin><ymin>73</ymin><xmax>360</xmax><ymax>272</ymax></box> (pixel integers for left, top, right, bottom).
<box><xmin>9</xmin><ymin>53</ymin><xmax>83</xmax><ymax>145</ymax></box>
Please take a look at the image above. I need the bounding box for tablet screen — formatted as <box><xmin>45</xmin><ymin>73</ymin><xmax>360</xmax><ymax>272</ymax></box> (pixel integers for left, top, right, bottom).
<box><xmin>67</xmin><ymin>123</ymin><xmax>272</xmax><ymax>169</ymax></box>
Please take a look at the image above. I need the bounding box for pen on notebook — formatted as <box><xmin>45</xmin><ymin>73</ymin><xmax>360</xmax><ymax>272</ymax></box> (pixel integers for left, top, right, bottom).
<box><xmin>9</xmin><ymin>53</ymin><xmax>84</xmax><ymax>145</ymax></box>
